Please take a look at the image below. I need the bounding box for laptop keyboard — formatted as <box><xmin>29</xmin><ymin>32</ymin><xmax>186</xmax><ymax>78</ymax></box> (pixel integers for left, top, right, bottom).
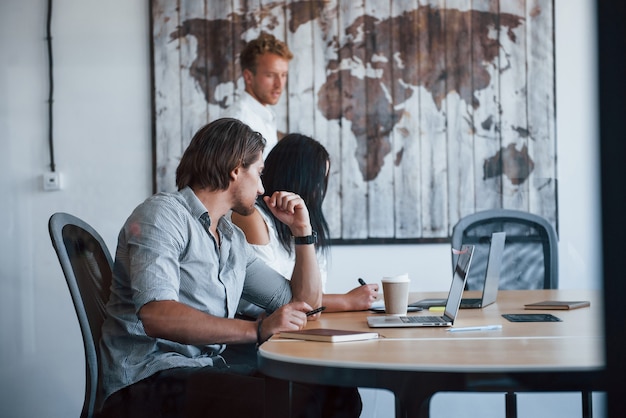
<box><xmin>401</xmin><ymin>316</ymin><xmax>447</xmax><ymax>323</ymax></box>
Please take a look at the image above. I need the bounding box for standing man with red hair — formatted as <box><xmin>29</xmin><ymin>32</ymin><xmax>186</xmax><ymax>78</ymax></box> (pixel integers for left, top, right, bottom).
<box><xmin>224</xmin><ymin>32</ymin><xmax>293</xmax><ymax>158</ymax></box>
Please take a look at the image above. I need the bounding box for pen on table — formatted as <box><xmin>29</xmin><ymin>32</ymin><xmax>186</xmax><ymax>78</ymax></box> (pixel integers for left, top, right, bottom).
<box><xmin>306</xmin><ymin>306</ymin><xmax>326</xmax><ymax>316</ymax></box>
<box><xmin>448</xmin><ymin>325</ymin><xmax>502</xmax><ymax>333</ymax></box>
<box><xmin>358</xmin><ymin>278</ymin><xmax>367</xmax><ymax>286</ymax></box>
<box><xmin>429</xmin><ymin>306</ymin><xmax>445</xmax><ymax>312</ymax></box>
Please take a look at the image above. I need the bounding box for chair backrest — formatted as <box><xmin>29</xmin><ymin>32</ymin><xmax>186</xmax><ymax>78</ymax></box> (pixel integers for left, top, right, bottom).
<box><xmin>451</xmin><ymin>209</ymin><xmax>558</xmax><ymax>290</ymax></box>
<box><xmin>48</xmin><ymin>212</ymin><xmax>113</xmax><ymax>418</ymax></box>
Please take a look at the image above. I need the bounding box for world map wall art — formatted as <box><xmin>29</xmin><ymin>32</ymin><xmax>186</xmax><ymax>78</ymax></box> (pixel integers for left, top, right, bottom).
<box><xmin>150</xmin><ymin>0</ymin><xmax>556</xmax><ymax>243</ymax></box>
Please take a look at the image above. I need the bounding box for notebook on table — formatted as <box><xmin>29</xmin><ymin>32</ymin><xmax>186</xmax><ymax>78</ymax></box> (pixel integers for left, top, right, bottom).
<box><xmin>366</xmin><ymin>245</ymin><xmax>475</xmax><ymax>328</ymax></box>
<box><xmin>410</xmin><ymin>232</ymin><xmax>506</xmax><ymax>309</ymax></box>
<box><xmin>279</xmin><ymin>328</ymin><xmax>380</xmax><ymax>342</ymax></box>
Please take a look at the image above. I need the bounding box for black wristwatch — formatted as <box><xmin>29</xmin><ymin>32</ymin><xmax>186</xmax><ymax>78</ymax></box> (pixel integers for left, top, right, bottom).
<box><xmin>293</xmin><ymin>230</ymin><xmax>318</xmax><ymax>245</ymax></box>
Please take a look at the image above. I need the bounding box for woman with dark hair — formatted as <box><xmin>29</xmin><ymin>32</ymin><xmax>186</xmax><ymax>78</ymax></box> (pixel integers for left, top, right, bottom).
<box><xmin>232</xmin><ymin>133</ymin><xmax>379</xmax><ymax>313</ymax></box>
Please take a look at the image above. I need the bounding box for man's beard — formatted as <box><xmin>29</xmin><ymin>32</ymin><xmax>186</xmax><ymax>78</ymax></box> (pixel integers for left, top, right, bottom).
<box><xmin>231</xmin><ymin>199</ymin><xmax>256</xmax><ymax>217</ymax></box>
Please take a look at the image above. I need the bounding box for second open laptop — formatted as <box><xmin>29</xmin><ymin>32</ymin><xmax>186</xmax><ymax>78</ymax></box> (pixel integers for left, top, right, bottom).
<box><xmin>366</xmin><ymin>245</ymin><xmax>474</xmax><ymax>328</ymax></box>
<box><xmin>409</xmin><ymin>232</ymin><xmax>506</xmax><ymax>309</ymax></box>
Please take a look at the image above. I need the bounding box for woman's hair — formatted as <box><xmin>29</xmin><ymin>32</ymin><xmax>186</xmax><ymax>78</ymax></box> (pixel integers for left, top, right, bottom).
<box><xmin>258</xmin><ymin>133</ymin><xmax>330</xmax><ymax>254</ymax></box>
<box><xmin>176</xmin><ymin>118</ymin><xmax>265</xmax><ymax>191</ymax></box>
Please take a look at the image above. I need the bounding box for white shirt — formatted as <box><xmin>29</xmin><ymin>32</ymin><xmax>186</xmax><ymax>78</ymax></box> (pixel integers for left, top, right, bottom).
<box><xmin>224</xmin><ymin>91</ymin><xmax>277</xmax><ymax>158</ymax></box>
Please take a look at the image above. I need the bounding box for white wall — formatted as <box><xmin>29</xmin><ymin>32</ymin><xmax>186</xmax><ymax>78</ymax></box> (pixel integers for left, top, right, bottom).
<box><xmin>0</xmin><ymin>1</ymin><xmax>600</xmax><ymax>417</ymax></box>
<box><xmin>0</xmin><ymin>1</ymin><xmax>151</xmax><ymax>417</ymax></box>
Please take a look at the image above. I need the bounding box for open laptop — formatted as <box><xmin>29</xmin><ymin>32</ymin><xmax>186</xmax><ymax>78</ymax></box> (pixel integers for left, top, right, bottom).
<box><xmin>366</xmin><ymin>245</ymin><xmax>474</xmax><ymax>328</ymax></box>
<box><xmin>409</xmin><ymin>232</ymin><xmax>506</xmax><ymax>309</ymax></box>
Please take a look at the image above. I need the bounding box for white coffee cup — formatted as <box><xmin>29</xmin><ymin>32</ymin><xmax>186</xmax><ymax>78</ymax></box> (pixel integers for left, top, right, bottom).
<box><xmin>381</xmin><ymin>273</ymin><xmax>410</xmax><ymax>315</ymax></box>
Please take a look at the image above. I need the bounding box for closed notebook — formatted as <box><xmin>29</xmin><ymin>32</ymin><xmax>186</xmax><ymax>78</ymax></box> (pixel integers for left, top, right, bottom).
<box><xmin>279</xmin><ymin>328</ymin><xmax>380</xmax><ymax>343</ymax></box>
<box><xmin>524</xmin><ymin>300</ymin><xmax>591</xmax><ymax>310</ymax></box>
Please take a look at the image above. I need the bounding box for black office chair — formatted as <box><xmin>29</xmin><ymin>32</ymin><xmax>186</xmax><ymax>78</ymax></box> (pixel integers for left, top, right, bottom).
<box><xmin>48</xmin><ymin>213</ymin><xmax>276</xmax><ymax>417</ymax></box>
<box><xmin>446</xmin><ymin>209</ymin><xmax>592</xmax><ymax>418</ymax></box>
<box><xmin>451</xmin><ymin>208</ymin><xmax>558</xmax><ymax>292</ymax></box>
<box><xmin>49</xmin><ymin>212</ymin><xmax>113</xmax><ymax>418</ymax></box>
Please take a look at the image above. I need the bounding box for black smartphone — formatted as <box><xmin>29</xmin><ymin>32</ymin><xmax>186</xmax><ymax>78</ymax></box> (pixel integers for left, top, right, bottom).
<box><xmin>502</xmin><ymin>313</ymin><xmax>562</xmax><ymax>322</ymax></box>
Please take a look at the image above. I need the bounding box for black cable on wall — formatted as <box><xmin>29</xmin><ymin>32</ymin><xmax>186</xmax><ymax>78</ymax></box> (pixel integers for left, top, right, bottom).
<box><xmin>46</xmin><ymin>0</ymin><xmax>55</xmax><ymax>172</ymax></box>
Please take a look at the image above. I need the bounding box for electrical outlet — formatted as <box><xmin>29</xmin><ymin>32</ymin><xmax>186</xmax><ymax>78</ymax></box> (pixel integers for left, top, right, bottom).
<box><xmin>43</xmin><ymin>172</ymin><xmax>62</xmax><ymax>191</ymax></box>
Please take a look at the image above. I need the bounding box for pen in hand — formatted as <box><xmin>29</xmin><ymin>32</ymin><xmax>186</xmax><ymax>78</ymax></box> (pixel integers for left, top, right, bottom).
<box><xmin>358</xmin><ymin>278</ymin><xmax>367</xmax><ymax>286</ymax></box>
<box><xmin>306</xmin><ymin>306</ymin><xmax>326</xmax><ymax>316</ymax></box>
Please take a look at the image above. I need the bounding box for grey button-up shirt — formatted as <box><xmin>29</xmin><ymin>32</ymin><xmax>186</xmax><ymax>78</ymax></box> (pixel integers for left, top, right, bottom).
<box><xmin>100</xmin><ymin>187</ymin><xmax>292</xmax><ymax>403</ymax></box>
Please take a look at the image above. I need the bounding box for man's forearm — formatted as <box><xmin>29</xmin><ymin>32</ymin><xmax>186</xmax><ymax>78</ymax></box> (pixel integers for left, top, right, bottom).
<box><xmin>139</xmin><ymin>300</ymin><xmax>257</xmax><ymax>345</ymax></box>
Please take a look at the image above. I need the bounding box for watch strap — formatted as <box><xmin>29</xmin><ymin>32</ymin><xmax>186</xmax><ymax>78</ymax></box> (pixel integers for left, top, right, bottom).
<box><xmin>293</xmin><ymin>230</ymin><xmax>318</xmax><ymax>245</ymax></box>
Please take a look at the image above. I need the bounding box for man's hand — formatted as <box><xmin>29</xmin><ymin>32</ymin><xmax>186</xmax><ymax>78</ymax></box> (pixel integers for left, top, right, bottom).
<box><xmin>263</xmin><ymin>191</ymin><xmax>312</xmax><ymax>237</ymax></box>
<box><xmin>258</xmin><ymin>301</ymin><xmax>313</xmax><ymax>343</ymax></box>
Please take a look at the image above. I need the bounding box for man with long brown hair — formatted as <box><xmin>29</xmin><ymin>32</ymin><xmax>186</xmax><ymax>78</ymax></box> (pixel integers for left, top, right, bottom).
<box><xmin>98</xmin><ymin>118</ymin><xmax>361</xmax><ymax>417</ymax></box>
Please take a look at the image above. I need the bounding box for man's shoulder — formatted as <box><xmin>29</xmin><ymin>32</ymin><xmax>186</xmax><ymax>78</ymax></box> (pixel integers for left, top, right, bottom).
<box><xmin>141</xmin><ymin>190</ymin><xmax>186</xmax><ymax>209</ymax></box>
<box><xmin>224</xmin><ymin>93</ymin><xmax>254</xmax><ymax>118</ymax></box>
<box><xmin>131</xmin><ymin>191</ymin><xmax>192</xmax><ymax>224</ymax></box>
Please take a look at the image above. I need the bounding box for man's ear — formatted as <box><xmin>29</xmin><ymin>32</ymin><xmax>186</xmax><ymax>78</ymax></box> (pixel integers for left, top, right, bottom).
<box><xmin>242</xmin><ymin>68</ymin><xmax>253</xmax><ymax>86</ymax></box>
<box><xmin>230</xmin><ymin>165</ymin><xmax>240</xmax><ymax>182</ymax></box>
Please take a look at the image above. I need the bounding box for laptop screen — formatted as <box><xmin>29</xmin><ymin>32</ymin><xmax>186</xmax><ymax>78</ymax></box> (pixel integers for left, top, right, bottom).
<box><xmin>480</xmin><ymin>232</ymin><xmax>506</xmax><ymax>305</ymax></box>
<box><xmin>444</xmin><ymin>245</ymin><xmax>475</xmax><ymax>319</ymax></box>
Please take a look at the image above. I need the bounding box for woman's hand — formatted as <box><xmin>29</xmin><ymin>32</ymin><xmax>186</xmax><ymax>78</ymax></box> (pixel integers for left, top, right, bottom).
<box><xmin>345</xmin><ymin>284</ymin><xmax>380</xmax><ymax>311</ymax></box>
<box><xmin>263</xmin><ymin>191</ymin><xmax>312</xmax><ymax>237</ymax></box>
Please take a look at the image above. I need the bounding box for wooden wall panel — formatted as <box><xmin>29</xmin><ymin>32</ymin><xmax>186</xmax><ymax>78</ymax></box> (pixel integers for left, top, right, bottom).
<box><xmin>446</xmin><ymin>0</ymin><xmax>476</xmax><ymax>229</ymax></box>
<box><xmin>392</xmin><ymin>0</ymin><xmax>422</xmax><ymax>239</ymax></box>
<box><xmin>472</xmin><ymin>0</ymin><xmax>503</xmax><ymax>218</ymax></box>
<box><xmin>152</xmin><ymin>0</ymin><xmax>182</xmax><ymax>193</ymax></box>
<box><xmin>151</xmin><ymin>0</ymin><xmax>557</xmax><ymax>242</ymax></box>
<box><xmin>526</xmin><ymin>0</ymin><xmax>557</xmax><ymax>227</ymax></box>
<box><xmin>314</xmin><ymin>0</ymin><xmax>343</xmax><ymax>239</ymax></box>
<box><xmin>418</xmin><ymin>0</ymin><xmax>449</xmax><ymax>238</ymax></box>
<box><xmin>500</xmin><ymin>0</ymin><xmax>530</xmax><ymax>211</ymax></box>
